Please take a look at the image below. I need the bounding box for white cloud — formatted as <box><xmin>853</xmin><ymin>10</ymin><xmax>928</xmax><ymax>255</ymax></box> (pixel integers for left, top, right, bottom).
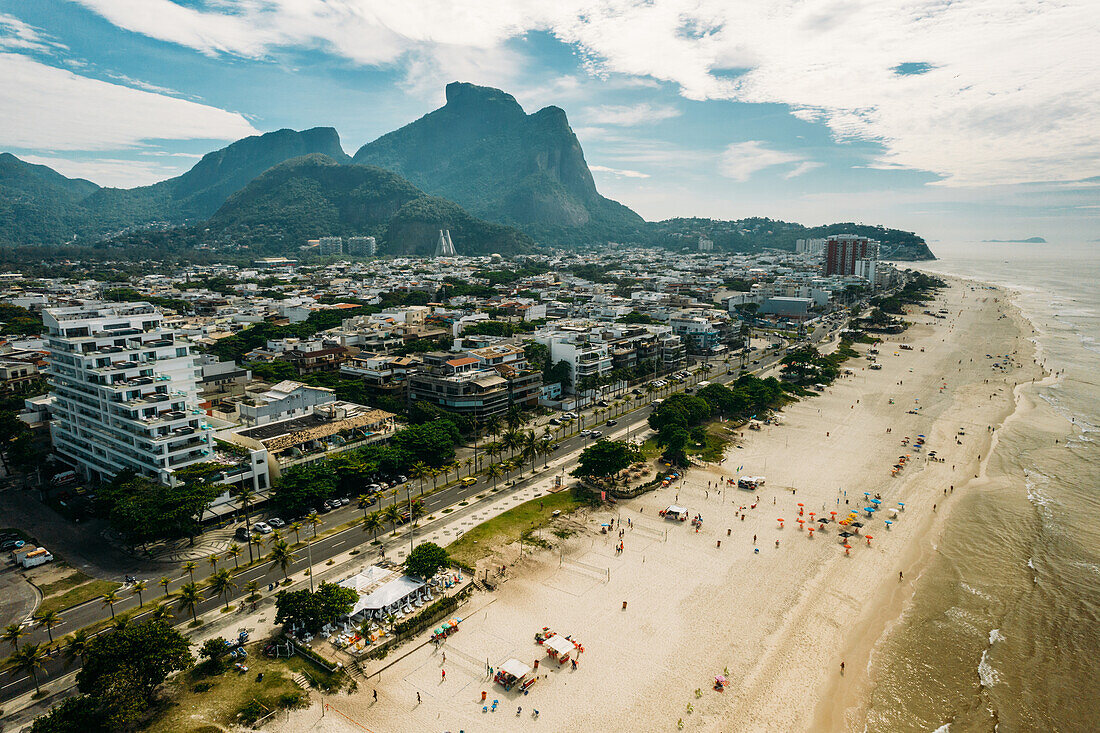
<box><xmin>71</xmin><ymin>1</ymin><xmax>1100</xmax><ymax>186</ymax></box>
<box><xmin>590</xmin><ymin>164</ymin><xmax>650</xmax><ymax>178</ymax></box>
<box><xmin>718</xmin><ymin>141</ymin><xmax>816</xmax><ymax>182</ymax></box>
<box><xmin>0</xmin><ymin>53</ymin><xmax>257</xmax><ymax>151</ymax></box>
<box><xmin>19</xmin><ymin>155</ymin><xmax>192</xmax><ymax>188</ymax></box>
<box><xmin>586</xmin><ymin>103</ymin><xmax>680</xmax><ymax>126</ymax></box>
<box><xmin>0</xmin><ymin>13</ymin><xmax>66</xmax><ymax>53</ymax></box>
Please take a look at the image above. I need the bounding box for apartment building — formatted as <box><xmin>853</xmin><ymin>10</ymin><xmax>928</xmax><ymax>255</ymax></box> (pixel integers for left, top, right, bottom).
<box><xmin>42</xmin><ymin>302</ymin><xmax>214</xmax><ymax>485</ymax></box>
<box><xmin>407</xmin><ymin>345</ymin><xmax>542</xmax><ymax>420</ymax></box>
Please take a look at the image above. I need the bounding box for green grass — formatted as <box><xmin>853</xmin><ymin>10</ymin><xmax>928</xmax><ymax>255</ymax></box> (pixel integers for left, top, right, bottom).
<box><xmin>36</xmin><ymin>578</ymin><xmax>122</xmax><ymax>616</ymax></box>
<box><xmin>689</xmin><ymin>423</ymin><xmax>732</xmax><ymax>463</ymax></box>
<box><xmin>145</xmin><ymin>654</ymin><xmax>307</xmax><ymax>733</ymax></box>
<box><xmin>446</xmin><ymin>488</ymin><xmax>589</xmax><ymax>567</ymax></box>
<box><xmin>35</xmin><ymin>568</ymin><xmax>96</xmax><ymax>598</ymax></box>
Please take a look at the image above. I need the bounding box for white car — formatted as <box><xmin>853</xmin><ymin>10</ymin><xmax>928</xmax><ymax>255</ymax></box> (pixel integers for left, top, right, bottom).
<box><xmin>253</xmin><ymin>521</ymin><xmax>272</xmax><ymax>534</ymax></box>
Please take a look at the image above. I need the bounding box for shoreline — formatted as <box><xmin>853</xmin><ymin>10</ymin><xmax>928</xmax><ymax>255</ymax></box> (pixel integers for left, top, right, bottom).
<box><xmin>283</xmin><ymin>277</ymin><xmax>1041</xmax><ymax>732</ymax></box>
<box><xmin>812</xmin><ymin>283</ymin><xmax>1047</xmax><ymax>731</ymax></box>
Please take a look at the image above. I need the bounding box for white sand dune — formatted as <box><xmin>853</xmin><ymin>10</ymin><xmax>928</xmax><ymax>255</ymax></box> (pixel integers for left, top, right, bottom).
<box><xmin>281</xmin><ymin>280</ymin><xmax>1038</xmax><ymax>733</ymax></box>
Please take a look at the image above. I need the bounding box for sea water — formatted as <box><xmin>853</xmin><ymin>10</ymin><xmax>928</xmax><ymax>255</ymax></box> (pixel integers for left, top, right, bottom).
<box><xmin>859</xmin><ymin>241</ymin><xmax>1100</xmax><ymax>731</ymax></box>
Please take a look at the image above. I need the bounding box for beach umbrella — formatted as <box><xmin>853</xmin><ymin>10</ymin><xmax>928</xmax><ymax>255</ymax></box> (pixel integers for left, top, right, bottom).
<box><xmin>850</xmin><ymin>521</ymin><xmax>864</xmax><ymax>528</ymax></box>
<box><xmin>838</xmin><ymin>531</ymin><xmax>853</xmax><ymax>538</ymax></box>
<box><xmin>871</xmin><ymin>498</ymin><xmax>882</xmax><ymax>504</ymax></box>
<box><xmin>843</xmin><ymin>544</ymin><xmax>852</xmax><ymax>556</ymax></box>
<box><xmin>865</xmin><ymin>535</ymin><xmax>874</xmax><ymax>546</ymax></box>
<box><xmin>807</xmin><ymin>527</ymin><xmax>815</xmax><ymax>536</ymax></box>
<box><xmin>797</xmin><ymin>503</ymin><xmax>804</xmax><ymax>507</ymax></box>
<box><xmin>885</xmin><ymin>520</ymin><xmax>893</xmax><ymax>529</ymax></box>
<box><xmin>715</xmin><ymin>675</ymin><xmax>727</xmax><ymax>685</ymax></box>
<box><xmin>817</xmin><ymin>517</ymin><xmax>829</xmax><ymax>524</ymax></box>
<box><xmin>777</xmin><ymin>518</ymin><xmax>785</xmax><ymax>527</ymax></box>
<box><xmin>897</xmin><ymin>502</ymin><xmax>906</xmax><ymax>510</ymax></box>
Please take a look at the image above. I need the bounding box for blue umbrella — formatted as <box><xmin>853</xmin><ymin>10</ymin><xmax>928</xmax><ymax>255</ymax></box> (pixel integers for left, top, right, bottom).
<box><xmin>871</xmin><ymin>498</ymin><xmax>882</xmax><ymax>504</ymax></box>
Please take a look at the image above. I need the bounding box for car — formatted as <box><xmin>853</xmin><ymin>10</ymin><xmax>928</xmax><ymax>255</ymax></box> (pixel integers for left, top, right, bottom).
<box><xmin>367</xmin><ymin>484</ymin><xmax>381</xmax><ymax>492</ymax></box>
<box><xmin>317</xmin><ymin>503</ymin><xmax>332</xmax><ymax>513</ymax></box>
<box><xmin>1</xmin><ymin>539</ymin><xmax>21</xmax><ymax>551</ymax></box>
<box><xmin>607</xmin><ymin>419</ymin><xmax>618</xmax><ymax>426</ymax></box>
<box><xmin>268</xmin><ymin>517</ymin><xmax>285</xmax><ymax>529</ymax></box>
<box><xmin>462</xmin><ymin>477</ymin><xmax>477</xmax><ymax>486</ymax></box>
<box><xmin>396</xmin><ymin>475</ymin><xmax>408</xmax><ymax>484</ymax></box>
<box><xmin>548</xmin><ymin>418</ymin><xmax>561</xmax><ymax>426</ymax></box>
<box><xmin>359</xmin><ymin>495</ymin><xmax>378</xmax><ymax>507</ymax></box>
<box><xmin>590</xmin><ymin>430</ymin><xmax>603</xmax><ymax>438</ymax></box>
<box><xmin>324</xmin><ymin>499</ymin><xmax>341</xmax><ymax>510</ymax></box>
<box><xmin>597</xmin><ymin>400</ymin><xmax>609</xmax><ymax>407</ymax></box>
<box><xmin>339</xmin><ymin>497</ymin><xmax>351</xmax><ymax>506</ymax></box>
<box><xmin>253</xmin><ymin>521</ymin><xmax>272</xmax><ymax>534</ymax></box>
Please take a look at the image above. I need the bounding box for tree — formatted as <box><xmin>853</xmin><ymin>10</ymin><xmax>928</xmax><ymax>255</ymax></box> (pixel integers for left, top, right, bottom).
<box><xmin>36</xmin><ymin>609</ymin><xmax>63</xmax><ymax>643</ymax></box>
<box><xmin>159</xmin><ymin>576</ymin><xmax>172</xmax><ymax>599</ymax></box>
<box><xmin>226</xmin><ymin>543</ymin><xmax>242</xmax><ymax>569</ymax></box>
<box><xmin>405</xmin><ymin>542</ymin><xmax>448</xmax><ymax>580</ymax></box>
<box><xmin>182</xmin><ymin>561</ymin><xmax>197</xmax><ymax>584</ymax></box>
<box><xmin>306</xmin><ymin>510</ymin><xmax>322</xmax><ymax>538</ymax></box>
<box><xmin>363</xmin><ymin>510</ymin><xmax>383</xmax><ymax>539</ymax></box>
<box><xmin>99</xmin><ymin>471</ymin><xmax>219</xmax><ymax>547</ymax></box>
<box><xmin>273</xmin><ymin>462</ymin><xmax>337</xmax><ymax>517</ymax></box>
<box><xmin>288</xmin><ymin>521</ymin><xmax>303</xmax><ymax>544</ymax></box>
<box><xmin>657</xmin><ymin>426</ymin><xmax>691</xmax><ymax>467</ymax></box>
<box><xmin>573</xmin><ymin>440</ymin><xmax>641</xmax><ymax>482</ymax></box>
<box><xmin>274</xmin><ymin>582</ymin><xmax>358</xmax><ymax>634</ymax></box>
<box><xmin>29</xmin><ymin>695</ymin><xmax>106</xmax><ymax>733</ymax></box>
<box><xmin>177</xmin><ymin>582</ymin><xmax>203</xmax><ymax>623</ymax></box>
<box><xmin>200</xmin><ymin>637</ymin><xmax>230</xmax><ymax>672</ymax></box>
<box><xmin>76</xmin><ymin>618</ymin><xmax>193</xmax><ymax>730</ymax></box>
<box><xmin>486</xmin><ymin>463</ymin><xmax>504</xmax><ymax>490</ymax></box>
<box><xmin>207</xmin><ymin>554</ymin><xmax>219</xmax><ymax>573</ymax></box>
<box><xmin>101</xmin><ymin>590</ymin><xmax>120</xmax><ymax>619</ymax></box>
<box><xmin>65</xmin><ymin>629</ymin><xmax>90</xmax><ymax>666</ymax></box>
<box><xmin>130</xmin><ymin>580</ymin><xmax>147</xmax><ymax>608</ymax></box>
<box><xmin>237</xmin><ymin>486</ymin><xmax>256</xmax><ymax>561</ymax></box>
<box><xmin>210</xmin><ymin>569</ymin><xmax>237</xmax><ymax>611</ymax></box>
<box><xmin>409</xmin><ymin>498</ymin><xmax>425</xmax><ymax>526</ymax></box>
<box><xmin>382</xmin><ymin>504</ymin><xmax>401</xmax><ymax>535</ymax></box>
<box><xmin>150</xmin><ymin>604</ymin><xmax>173</xmax><ymax>622</ymax></box>
<box><xmin>410</xmin><ymin>461</ymin><xmax>430</xmax><ymax>496</ymax></box>
<box><xmin>268</xmin><ymin>539</ymin><xmax>296</xmax><ymax>581</ymax></box>
<box><xmin>2</xmin><ymin>621</ymin><xmax>26</xmax><ymax>650</ymax></box>
<box><xmin>11</xmin><ymin>643</ymin><xmax>47</xmax><ymax>695</ymax></box>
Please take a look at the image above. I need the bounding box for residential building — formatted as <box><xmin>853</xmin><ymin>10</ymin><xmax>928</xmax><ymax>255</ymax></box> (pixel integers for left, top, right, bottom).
<box><xmin>0</xmin><ymin>355</ymin><xmax>40</xmax><ymax>394</ymax></box>
<box><xmin>407</xmin><ymin>345</ymin><xmax>541</xmax><ymax>420</ymax></box>
<box><xmin>196</xmin><ymin>354</ymin><xmax>250</xmax><ymax>396</ymax></box>
<box><xmin>42</xmin><ymin>302</ymin><xmax>214</xmax><ymax>485</ymax></box>
<box><xmin>347</xmin><ymin>236</ymin><xmax>377</xmax><ymax>256</ymax></box>
<box><xmin>318</xmin><ymin>237</ymin><xmax>344</xmax><ymax>256</ymax></box>
<box><xmin>796</xmin><ymin>238</ymin><xmax>826</xmax><ymax>256</ymax></box>
<box><xmin>824</xmin><ymin>235</ymin><xmax>880</xmax><ymax>276</ymax></box>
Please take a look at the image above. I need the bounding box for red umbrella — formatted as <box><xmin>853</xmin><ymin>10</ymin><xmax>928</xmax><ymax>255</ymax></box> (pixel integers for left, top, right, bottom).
<box><xmin>797</xmin><ymin>503</ymin><xmax>804</xmax><ymax>507</ymax></box>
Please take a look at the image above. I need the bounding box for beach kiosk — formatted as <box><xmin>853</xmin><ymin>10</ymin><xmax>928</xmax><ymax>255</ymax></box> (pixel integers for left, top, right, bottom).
<box><xmin>544</xmin><ymin>634</ymin><xmax>576</xmax><ymax>665</ymax></box>
<box><xmin>495</xmin><ymin>658</ymin><xmax>534</xmax><ymax>691</ymax></box>
<box><xmin>737</xmin><ymin>476</ymin><xmax>758</xmax><ymax>490</ymax></box>
<box><xmin>661</xmin><ymin>505</ymin><xmax>689</xmax><ymax>521</ymax></box>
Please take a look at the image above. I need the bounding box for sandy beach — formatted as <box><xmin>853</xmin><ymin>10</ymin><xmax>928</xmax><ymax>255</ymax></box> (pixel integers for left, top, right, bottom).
<box><xmin>278</xmin><ymin>279</ymin><xmax>1042</xmax><ymax>733</ymax></box>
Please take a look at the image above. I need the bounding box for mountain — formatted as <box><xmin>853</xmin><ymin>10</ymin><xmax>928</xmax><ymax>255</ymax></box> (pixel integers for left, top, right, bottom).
<box><xmin>0</xmin><ymin>153</ymin><xmax>99</xmax><ymax>245</ymax></box>
<box><xmin>647</xmin><ymin>217</ymin><xmax>936</xmax><ymax>260</ymax></box>
<box><xmin>982</xmin><ymin>237</ymin><xmax>1046</xmax><ymax>243</ymax></box>
<box><xmin>82</xmin><ymin>127</ymin><xmax>350</xmax><ymax>231</ymax></box>
<box><xmin>353</xmin><ymin>82</ymin><xmax>646</xmax><ymax>245</ymax></box>
<box><xmin>0</xmin><ymin>128</ymin><xmax>349</xmax><ymax>245</ymax></box>
<box><xmin>200</xmin><ymin>154</ymin><xmax>534</xmax><ymax>256</ymax></box>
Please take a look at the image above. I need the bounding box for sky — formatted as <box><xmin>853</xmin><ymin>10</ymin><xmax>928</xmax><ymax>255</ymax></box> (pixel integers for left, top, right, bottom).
<box><xmin>1</xmin><ymin>0</ymin><xmax>1098</xmax><ymax>245</ymax></box>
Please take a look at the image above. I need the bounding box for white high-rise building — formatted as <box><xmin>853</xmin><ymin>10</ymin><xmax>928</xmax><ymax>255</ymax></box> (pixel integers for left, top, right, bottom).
<box><xmin>43</xmin><ymin>302</ymin><xmax>214</xmax><ymax>485</ymax></box>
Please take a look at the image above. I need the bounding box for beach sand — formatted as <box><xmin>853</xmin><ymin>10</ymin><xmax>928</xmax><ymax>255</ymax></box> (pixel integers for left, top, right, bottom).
<box><xmin>279</xmin><ymin>280</ymin><xmax>1040</xmax><ymax>733</ymax></box>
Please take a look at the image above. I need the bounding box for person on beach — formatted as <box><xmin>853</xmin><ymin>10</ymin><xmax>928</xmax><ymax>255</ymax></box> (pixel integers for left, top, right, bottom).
<box><xmin>840</xmin><ymin>662</ymin><xmax>845</xmax><ymax>673</ymax></box>
<box><xmin>373</xmin><ymin>690</ymin><xmax>378</xmax><ymax>702</ymax></box>
<box><xmin>442</xmin><ymin>669</ymin><xmax>446</xmax><ymax>681</ymax></box>
<box><xmin>417</xmin><ymin>692</ymin><xmax>421</xmax><ymax>703</ymax></box>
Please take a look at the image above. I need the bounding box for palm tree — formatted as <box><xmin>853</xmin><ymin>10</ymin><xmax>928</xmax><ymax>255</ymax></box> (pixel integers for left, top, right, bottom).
<box><xmin>182</xmin><ymin>561</ymin><xmax>197</xmax><ymax>584</ymax></box>
<box><xmin>65</xmin><ymin>629</ymin><xmax>89</xmax><ymax>665</ymax></box>
<box><xmin>363</xmin><ymin>510</ymin><xmax>383</xmax><ymax>540</ymax></box>
<box><xmin>227</xmin><ymin>543</ymin><xmax>242</xmax><ymax>569</ymax></box>
<box><xmin>485</xmin><ymin>414</ymin><xmax>503</xmax><ymax>441</ymax></box>
<box><xmin>410</xmin><ymin>461</ymin><xmax>430</xmax><ymax>496</ymax></box>
<box><xmin>11</xmin><ymin>643</ymin><xmax>46</xmax><ymax>696</ymax></box>
<box><xmin>101</xmin><ymin>589</ymin><xmax>120</xmax><ymax>619</ymax></box>
<box><xmin>382</xmin><ymin>504</ymin><xmax>401</xmax><ymax>535</ymax></box>
<box><xmin>505</xmin><ymin>404</ymin><xmax>524</xmax><ymax>433</ymax></box>
<box><xmin>539</xmin><ymin>439</ymin><xmax>554</xmax><ymax>468</ymax></box>
<box><xmin>486</xmin><ymin>440</ymin><xmax>503</xmax><ymax>465</ymax></box>
<box><xmin>177</xmin><ymin>582</ymin><xmax>203</xmax><ymax>623</ymax></box>
<box><xmin>236</xmin><ymin>486</ymin><xmax>256</xmax><ymax>562</ymax></box>
<box><xmin>306</xmin><ymin>510</ymin><xmax>322</xmax><ymax>538</ymax></box>
<box><xmin>35</xmin><ymin>610</ymin><xmax>62</xmax><ymax>643</ymax></box>
<box><xmin>2</xmin><ymin>622</ymin><xmax>26</xmax><ymax>650</ymax></box>
<box><xmin>502</xmin><ymin>429</ymin><xmax>521</xmax><ymax>458</ymax></box>
<box><xmin>409</xmin><ymin>499</ymin><xmax>425</xmax><ymax>526</ymax></box>
<box><xmin>288</xmin><ymin>521</ymin><xmax>303</xmax><ymax>545</ymax></box>
<box><xmin>268</xmin><ymin>540</ymin><xmax>296</xmax><ymax>582</ymax></box>
<box><xmin>486</xmin><ymin>463</ymin><xmax>504</xmax><ymax>490</ymax></box>
<box><xmin>250</xmin><ymin>533</ymin><xmax>266</xmax><ymax>561</ymax></box>
<box><xmin>207</xmin><ymin>554</ymin><xmax>219</xmax><ymax>573</ymax></box>
<box><xmin>522</xmin><ymin>434</ymin><xmax>538</xmax><ymax>474</ymax></box>
<box><xmin>130</xmin><ymin>579</ymin><xmax>147</xmax><ymax>608</ymax></box>
<box><xmin>210</xmin><ymin>569</ymin><xmax>237</xmax><ymax>611</ymax></box>
<box><xmin>429</xmin><ymin>467</ymin><xmax>442</xmax><ymax>491</ymax></box>
<box><xmin>150</xmin><ymin>604</ymin><xmax>173</xmax><ymax>622</ymax></box>
<box><xmin>357</xmin><ymin>494</ymin><xmax>373</xmax><ymax>521</ymax></box>
<box><xmin>159</xmin><ymin>576</ymin><xmax>172</xmax><ymax>599</ymax></box>
<box><xmin>245</xmin><ymin>580</ymin><xmax>261</xmax><ymax>605</ymax></box>
<box><xmin>463</xmin><ymin>457</ymin><xmax>474</xmax><ymax>477</ymax></box>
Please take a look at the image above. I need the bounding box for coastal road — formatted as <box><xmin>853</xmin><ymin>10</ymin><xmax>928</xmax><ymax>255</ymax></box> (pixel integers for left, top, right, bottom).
<box><xmin>0</xmin><ymin>334</ymin><xmax>808</xmax><ymax>705</ymax></box>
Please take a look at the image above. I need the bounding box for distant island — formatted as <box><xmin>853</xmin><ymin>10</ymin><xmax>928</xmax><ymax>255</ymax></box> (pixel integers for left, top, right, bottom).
<box><xmin>983</xmin><ymin>237</ymin><xmax>1046</xmax><ymax>243</ymax></box>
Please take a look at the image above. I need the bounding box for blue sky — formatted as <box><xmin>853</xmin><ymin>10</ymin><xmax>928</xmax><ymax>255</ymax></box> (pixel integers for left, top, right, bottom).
<box><xmin>2</xmin><ymin>0</ymin><xmax>1097</xmax><ymax>245</ymax></box>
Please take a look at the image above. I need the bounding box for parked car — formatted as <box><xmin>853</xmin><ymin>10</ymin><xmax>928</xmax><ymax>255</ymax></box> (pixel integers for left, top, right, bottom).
<box><xmin>323</xmin><ymin>499</ymin><xmax>340</xmax><ymax>511</ymax></box>
<box><xmin>317</xmin><ymin>503</ymin><xmax>332</xmax><ymax>514</ymax></box>
<box><xmin>338</xmin><ymin>497</ymin><xmax>351</xmax><ymax>506</ymax></box>
<box><xmin>549</xmin><ymin>418</ymin><xmax>561</xmax><ymax>426</ymax></box>
<box><xmin>597</xmin><ymin>400</ymin><xmax>609</xmax><ymax>407</ymax></box>
<box><xmin>359</xmin><ymin>495</ymin><xmax>378</xmax><ymax>507</ymax></box>
<box><xmin>396</xmin><ymin>475</ymin><xmax>408</xmax><ymax>484</ymax></box>
<box><xmin>253</xmin><ymin>521</ymin><xmax>272</xmax><ymax>534</ymax></box>
<box><xmin>607</xmin><ymin>419</ymin><xmax>618</xmax><ymax>426</ymax></box>
<box><xmin>267</xmin><ymin>517</ymin><xmax>285</xmax><ymax>529</ymax></box>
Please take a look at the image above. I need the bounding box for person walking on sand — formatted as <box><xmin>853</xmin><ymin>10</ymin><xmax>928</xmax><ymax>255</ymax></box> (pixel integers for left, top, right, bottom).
<box><xmin>840</xmin><ymin>661</ymin><xmax>845</xmax><ymax>673</ymax></box>
<box><xmin>442</xmin><ymin>669</ymin><xmax>446</xmax><ymax>681</ymax></box>
<box><xmin>373</xmin><ymin>689</ymin><xmax>378</xmax><ymax>702</ymax></box>
<box><xmin>417</xmin><ymin>692</ymin><xmax>421</xmax><ymax>703</ymax></box>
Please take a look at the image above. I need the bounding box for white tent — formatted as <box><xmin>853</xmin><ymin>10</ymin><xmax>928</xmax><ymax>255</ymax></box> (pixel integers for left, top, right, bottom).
<box><xmin>544</xmin><ymin>635</ymin><xmax>575</xmax><ymax>656</ymax></box>
<box><xmin>665</xmin><ymin>505</ymin><xmax>688</xmax><ymax>519</ymax></box>
<box><xmin>500</xmin><ymin>658</ymin><xmax>532</xmax><ymax>680</ymax></box>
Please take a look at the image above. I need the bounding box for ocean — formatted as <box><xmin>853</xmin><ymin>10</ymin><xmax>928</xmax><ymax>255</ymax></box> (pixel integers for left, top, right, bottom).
<box><xmin>859</xmin><ymin>241</ymin><xmax>1100</xmax><ymax>731</ymax></box>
